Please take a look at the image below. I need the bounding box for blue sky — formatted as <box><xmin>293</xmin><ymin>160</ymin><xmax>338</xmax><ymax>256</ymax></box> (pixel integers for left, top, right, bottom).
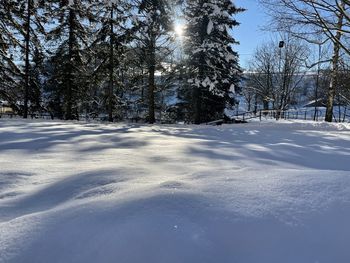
<box><xmin>234</xmin><ymin>0</ymin><xmax>271</xmax><ymax>69</ymax></box>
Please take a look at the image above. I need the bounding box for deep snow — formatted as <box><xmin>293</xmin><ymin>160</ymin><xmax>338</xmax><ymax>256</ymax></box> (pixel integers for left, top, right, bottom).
<box><xmin>0</xmin><ymin>119</ymin><xmax>350</xmax><ymax>263</ymax></box>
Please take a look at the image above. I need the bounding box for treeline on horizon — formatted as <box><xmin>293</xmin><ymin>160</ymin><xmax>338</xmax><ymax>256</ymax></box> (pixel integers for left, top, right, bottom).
<box><xmin>0</xmin><ymin>0</ymin><xmax>243</xmax><ymax>124</ymax></box>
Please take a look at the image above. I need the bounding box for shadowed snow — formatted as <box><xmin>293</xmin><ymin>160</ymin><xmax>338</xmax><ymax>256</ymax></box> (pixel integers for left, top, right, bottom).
<box><xmin>0</xmin><ymin>120</ymin><xmax>350</xmax><ymax>263</ymax></box>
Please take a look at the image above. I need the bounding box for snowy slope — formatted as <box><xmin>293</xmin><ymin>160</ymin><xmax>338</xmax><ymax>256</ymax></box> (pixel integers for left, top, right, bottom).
<box><xmin>0</xmin><ymin>120</ymin><xmax>350</xmax><ymax>263</ymax></box>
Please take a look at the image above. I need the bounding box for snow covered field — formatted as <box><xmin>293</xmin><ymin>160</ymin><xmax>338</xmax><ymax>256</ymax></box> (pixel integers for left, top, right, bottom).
<box><xmin>1</xmin><ymin>119</ymin><xmax>350</xmax><ymax>263</ymax></box>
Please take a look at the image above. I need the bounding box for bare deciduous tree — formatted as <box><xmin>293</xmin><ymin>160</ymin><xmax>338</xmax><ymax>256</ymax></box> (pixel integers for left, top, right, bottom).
<box><xmin>247</xmin><ymin>37</ymin><xmax>308</xmax><ymax>118</ymax></box>
<box><xmin>260</xmin><ymin>0</ymin><xmax>350</xmax><ymax>122</ymax></box>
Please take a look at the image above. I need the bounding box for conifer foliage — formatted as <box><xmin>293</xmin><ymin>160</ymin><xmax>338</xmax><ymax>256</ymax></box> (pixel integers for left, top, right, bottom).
<box><xmin>0</xmin><ymin>0</ymin><xmax>243</xmax><ymax>123</ymax></box>
<box><xmin>134</xmin><ymin>0</ymin><xmax>172</xmax><ymax>124</ymax></box>
<box><xmin>0</xmin><ymin>0</ymin><xmax>20</xmax><ymax>111</ymax></box>
<box><xmin>0</xmin><ymin>0</ymin><xmax>45</xmax><ymax>117</ymax></box>
<box><xmin>184</xmin><ymin>0</ymin><xmax>243</xmax><ymax>123</ymax></box>
<box><xmin>89</xmin><ymin>0</ymin><xmax>134</xmax><ymax>122</ymax></box>
<box><xmin>46</xmin><ymin>0</ymin><xmax>94</xmax><ymax>120</ymax></box>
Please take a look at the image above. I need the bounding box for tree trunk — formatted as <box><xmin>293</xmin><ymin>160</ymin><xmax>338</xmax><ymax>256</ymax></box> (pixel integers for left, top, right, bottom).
<box><xmin>325</xmin><ymin>6</ymin><xmax>343</xmax><ymax>122</ymax></box>
<box><xmin>193</xmin><ymin>16</ymin><xmax>210</xmax><ymax>124</ymax></box>
<box><xmin>108</xmin><ymin>5</ymin><xmax>114</xmax><ymax>122</ymax></box>
<box><xmin>23</xmin><ymin>0</ymin><xmax>31</xmax><ymax>119</ymax></box>
<box><xmin>314</xmin><ymin>45</ymin><xmax>321</xmax><ymax>121</ymax></box>
<box><xmin>193</xmin><ymin>87</ymin><xmax>201</xmax><ymax>124</ymax></box>
<box><xmin>147</xmin><ymin>34</ymin><xmax>156</xmax><ymax>124</ymax></box>
<box><xmin>193</xmin><ymin>55</ymin><xmax>204</xmax><ymax>124</ymax></box>
<box><xmin>263</xmin><ymin>100</ymin><xmax>269</xmax><ymax>111</ymax></box>
<box><xmin>66</xmin><ymin>8</ymin><xmax>75</xmax><ymax>120</ymax></box>
<box><xmin>277</xmin><ymin>48</ymin><xmax>289</xmax><ymax>120</ymax></box>
<box><xmin>141</xmin><ymin>68</ymin><xmax>145</xmax><ymax>101</ymax></box>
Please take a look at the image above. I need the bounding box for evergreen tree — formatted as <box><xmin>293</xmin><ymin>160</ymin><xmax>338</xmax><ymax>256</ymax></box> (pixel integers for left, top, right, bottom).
<box><xmin>0</xmin><ymin>0</ymin><xmax>45</xmax><ymax>117</ymax></box>
<box><xmin>46</xmin><ymin>0</ymin><xmax>94</xmax><ymax>120</ymax></box>
<box><xmin>134</xmin><ymin>0</ymin><xmax>172</xmax><ymax>123</ymax></box>
<box><xmin>184</xmin><ymin>0</ymin><xmax>243</xmax><ymax>123</ymax></box>
<box><xmin>0</xmin><ymin>1</ymin><xmax>19</xmax><ymax>111</ymax></box>
<box><xmin>89</xmin><ymin>0</ymin><xmax>134</xmax><ymax>122</ymax></box>
<box><xmin>29</xmin><ymin>47</ymin><xmax>45</xmax><ymax>114</ymax></box>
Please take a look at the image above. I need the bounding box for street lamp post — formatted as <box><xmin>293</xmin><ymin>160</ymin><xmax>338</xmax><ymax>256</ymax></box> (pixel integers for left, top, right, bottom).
<box><xmin>278</xmin><ymin>40</ymin><xmax>285</xmax><ymax>120</ymax></box>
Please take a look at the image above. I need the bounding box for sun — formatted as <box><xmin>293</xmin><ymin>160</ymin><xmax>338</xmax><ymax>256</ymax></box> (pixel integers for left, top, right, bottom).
<box><xmin>174</xmin><ymin>23</ymin><xmax>185</xmax><ymax>38</ymax></box>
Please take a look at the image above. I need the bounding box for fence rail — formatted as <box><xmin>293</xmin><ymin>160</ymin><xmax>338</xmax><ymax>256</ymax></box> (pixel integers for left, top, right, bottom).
<box><xmin>1</xmin><ymin>109</ymin><xmax>349</xmax><ymax>123</ymax></box>
<box><xmin>0</xmin><ymin>113</ymin><xmax>53</xmax><ymax>119</ymax></box>
<box><xmin>234</xmin><ymin>108</ymin><xmax>349</xmax><ymax>123</ymax></box>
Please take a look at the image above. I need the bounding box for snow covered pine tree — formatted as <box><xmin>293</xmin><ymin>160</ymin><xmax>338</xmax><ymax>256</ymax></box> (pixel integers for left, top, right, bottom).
<box><xmin>184</xmin><ymin>0</ymin><xmax>243</xmax><ymax>124</ymax></box>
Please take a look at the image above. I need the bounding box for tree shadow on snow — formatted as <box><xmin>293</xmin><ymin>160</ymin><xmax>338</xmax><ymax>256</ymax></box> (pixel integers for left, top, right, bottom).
<box><xmin>154</xmin><ymin>123</ymin><xmax>350</xmax><ymax>171</ymax></box>
<box><xmin>0</xmin><ymin>121</ymin><xmax>148</xmax><ymax>153</ymax></box>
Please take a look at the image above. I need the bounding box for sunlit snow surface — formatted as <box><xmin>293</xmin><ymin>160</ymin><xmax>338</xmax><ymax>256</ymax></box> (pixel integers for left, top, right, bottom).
<box><xmin>1</xmin><ymin>119</ymin><xmax>350</xmax><ymax>263</ymax></box>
